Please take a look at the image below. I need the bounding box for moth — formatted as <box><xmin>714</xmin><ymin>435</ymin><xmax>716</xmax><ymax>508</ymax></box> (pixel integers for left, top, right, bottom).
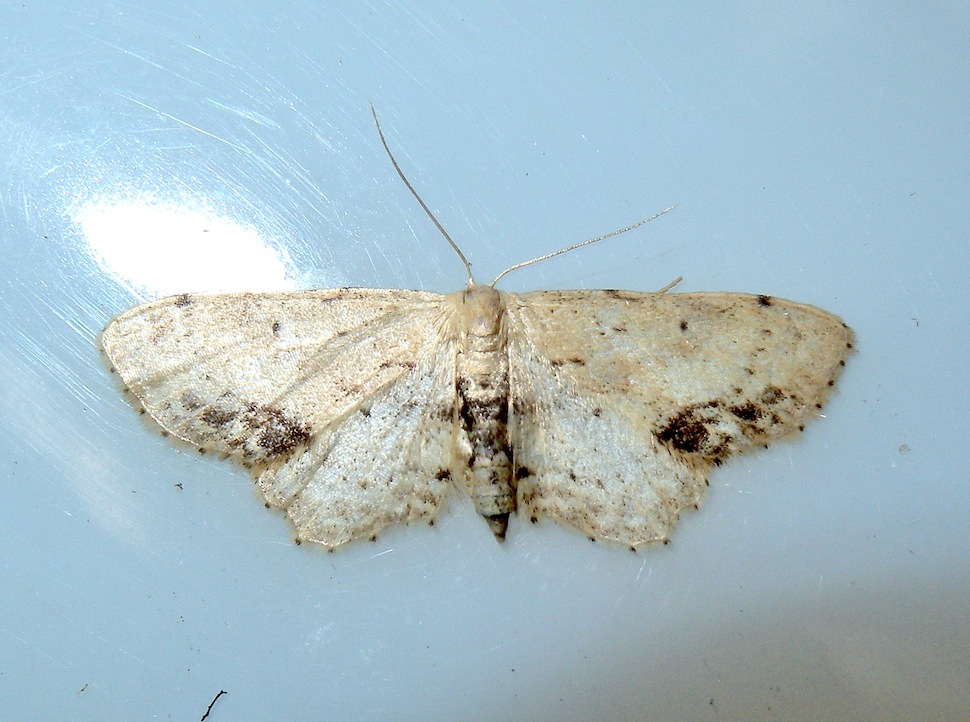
<box><xmin>101</xmin><ymin>110</ymin><xmax>854</xmax><ymax>550</ymax></box>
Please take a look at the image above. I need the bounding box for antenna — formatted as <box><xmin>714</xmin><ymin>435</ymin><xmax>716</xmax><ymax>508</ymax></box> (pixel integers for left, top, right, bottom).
<box><xmin>488</xmin><ymin>206</ymin><xmax>676</xmax><ymax>287</ymax></box>
<box><xmin>371</xmin><ymin>105</ymin><xmax>675</xmax><ymax>289</ymax></box>
<box><xmin>371</xmin><ymin>105</ymin><xmax>475</xmax><ymax>286</ymax></box>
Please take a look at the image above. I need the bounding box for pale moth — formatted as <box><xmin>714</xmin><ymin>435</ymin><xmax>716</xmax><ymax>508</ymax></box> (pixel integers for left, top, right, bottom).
<box><xmin>101</xmin><ymin>111</ymin><xmax>854</xmax><ymax>550</ymax></box>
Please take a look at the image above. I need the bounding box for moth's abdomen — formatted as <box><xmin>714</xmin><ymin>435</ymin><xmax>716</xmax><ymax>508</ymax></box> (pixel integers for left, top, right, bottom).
<box><xmin>454</xmin><ymin>286</ymin><xmax>515</xmax><ymax>540</ymax></box>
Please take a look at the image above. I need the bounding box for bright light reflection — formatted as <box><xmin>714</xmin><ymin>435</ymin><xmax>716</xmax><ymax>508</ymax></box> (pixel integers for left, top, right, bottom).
<box><xmin>77</xmin><ymin>195</ymin><xmax>294</xmax><ymax>297</ymax></box>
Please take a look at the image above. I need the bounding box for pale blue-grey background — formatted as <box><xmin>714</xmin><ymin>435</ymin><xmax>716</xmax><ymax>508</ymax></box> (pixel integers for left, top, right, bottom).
<box><xmin>2</xmin><ymin>2</ymin><xmax>967</xmax><ymax>720</ymax></box>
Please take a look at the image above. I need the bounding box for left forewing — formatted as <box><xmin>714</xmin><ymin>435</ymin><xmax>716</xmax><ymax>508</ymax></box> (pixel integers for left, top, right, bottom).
<box><xmin>100</xmin><ymin>289</ymin><xmax>451</xmax><ymax>468</ymax></box>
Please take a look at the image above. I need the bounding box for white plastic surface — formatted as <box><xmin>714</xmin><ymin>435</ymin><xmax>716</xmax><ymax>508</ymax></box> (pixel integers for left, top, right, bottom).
<box><xmin>1</xmin><ymin>3</ymin><xmax>967</xmax><ymax>720</ymax></box>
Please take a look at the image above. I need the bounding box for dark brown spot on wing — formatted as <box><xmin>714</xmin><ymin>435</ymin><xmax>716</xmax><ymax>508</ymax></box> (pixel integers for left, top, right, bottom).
<box><xmin>254</xmin><ymin>406</ymin><xmax>311</xmax><ymax>457</ymax></box>
<box><xmin>657</xmin><ymin>402</ymin><xmax>719</xmax><ymax>455</ymax></box>
<box><xmin>657</xmin><ymin>384</ymin><xmax>802</xmax><ymax>463</ymax></box>
<box><xmin>604</xmin><ymin>289</ymin><xmax>642</xmax><ymax>301</ymax></box>
<box><xmin>514</xmin><ymin>466</ymin><xmax>535</xmax><ymax>481</ymax></box>
<box><xmin>180</xmin><ymin>391</ymin><xmax>203</xmax><ymax>411</ymax></box>
<box><xmin>728</xmin><ymin>402</ymin><xmax>761</xmax><ymax>422</ymax></box>
<box><xmin>380</xmin><ymin>359</ymin><xmax>417</xmax><ymax>371</ymax></box>
<box><xmin>201</xmin><ymin>406</ymin><xmax>238</xmax><ymax>427</ymax></box>
<box><xmin>760</xmin><ymin>386</ymin><xmax>785</xmax><ymax>405</ymax></box>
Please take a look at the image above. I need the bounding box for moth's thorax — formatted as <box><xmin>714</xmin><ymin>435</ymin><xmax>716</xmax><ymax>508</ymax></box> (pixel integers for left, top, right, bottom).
<box><xmin>454</xmin><ymin>284</ymin><xmax>515</xmax><ymax>540</ymax></box>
